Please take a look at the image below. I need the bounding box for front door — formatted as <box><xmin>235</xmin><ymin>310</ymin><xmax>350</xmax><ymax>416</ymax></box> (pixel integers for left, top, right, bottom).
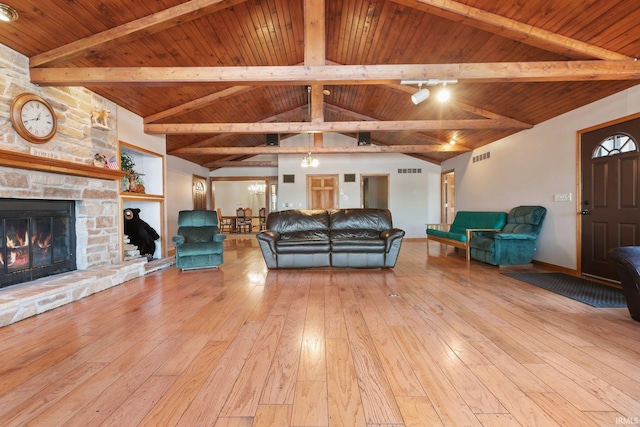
<box><xmin>580</xmin><ymin>116</ymin><xmax>640</xmax><ymax>282</ymax></box>
<box><xmin>307</xmin><ymin>174</ymin><xmax>339</xmax><ymax>210</ymax></box>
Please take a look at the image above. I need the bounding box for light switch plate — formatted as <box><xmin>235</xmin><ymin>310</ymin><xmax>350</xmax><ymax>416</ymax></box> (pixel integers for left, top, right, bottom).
<box><xmin>553</xmin><ymin>193</ymin><xmax>572</xmax><ymax>202</ymax></box>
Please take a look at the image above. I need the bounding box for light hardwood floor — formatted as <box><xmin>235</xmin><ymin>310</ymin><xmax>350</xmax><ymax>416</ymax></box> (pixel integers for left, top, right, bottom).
<box><xmin>0</xmin><ymin>238</ymin><xmax>638</xmax><ymax>426</ymax></box>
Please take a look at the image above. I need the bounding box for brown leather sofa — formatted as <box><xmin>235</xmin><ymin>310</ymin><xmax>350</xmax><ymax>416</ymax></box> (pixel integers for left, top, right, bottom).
<box><xmin>256</xmin><ymin>208</ymin><xmax>405</xmax><ymax>269</ymax></box>
<box><xmin>608</xmin><ymin>246</ymin><xmax>640</xmax><ymax>322</ymax></box>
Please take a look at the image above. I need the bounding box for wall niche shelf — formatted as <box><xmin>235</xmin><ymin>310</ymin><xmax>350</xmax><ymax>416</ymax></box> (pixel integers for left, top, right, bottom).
<box><xmin>118</xmin><ymin>141</ymin><xmax>165</xmax><ymax>260</ymax></box>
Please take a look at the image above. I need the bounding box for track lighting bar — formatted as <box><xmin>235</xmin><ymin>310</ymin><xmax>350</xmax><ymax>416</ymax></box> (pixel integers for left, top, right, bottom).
<box><xmin>400</xmin><ymin>79</ymin><xmax>458</xmax><ymax>86</ymax></box>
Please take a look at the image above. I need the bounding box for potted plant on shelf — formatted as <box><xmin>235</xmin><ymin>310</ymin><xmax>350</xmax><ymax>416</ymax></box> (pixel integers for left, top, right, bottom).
<box><xmin>120</xmin><ymin>151</ymin><xmax>145</xmax><ymax>193</ymax></box>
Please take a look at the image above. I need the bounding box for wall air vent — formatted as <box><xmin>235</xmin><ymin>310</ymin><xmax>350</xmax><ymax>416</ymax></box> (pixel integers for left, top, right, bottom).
<box><xmin>282</xmin><ymin>174</ymin><xmax>295</xmax><ymax>183</ymax></box>
<box><xmin>397</xmin><ymin>168</ymin><xmax>422</xmax><ymax>174</ymax></box>
<box><xmin>473</xmin><ymin>152</ymin><xmax>491</xmax><ymax>163</ymax></box>
<box><xmin>344</xmin><ymin>173</ymin><xmax>356</xmax><ymax>182</ymax></box>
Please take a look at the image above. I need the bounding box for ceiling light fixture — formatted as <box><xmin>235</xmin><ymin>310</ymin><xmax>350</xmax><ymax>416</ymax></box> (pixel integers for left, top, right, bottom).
<box><xmin>411</xmin><ymin>83</ymin><xmax>430</xmax><ymax>105</ymax></box>
<box><xmin>0</xmin><ymin>3</ymin><xmax>18</xmax><ymax>22</ymax></box>
<box><xmin>301</xmin><ymin>152</ymin><xmax>319</xmax><ymax>168</ymax></box>
<box><xmin>401</xmin><ymin>79</ymin><xmax>458</xmax><ymax>105</ymax></box>
<box><xmin>437</xmin><ymin>84</ymin><xmax>451</xmax><ymax>102</ymax></box>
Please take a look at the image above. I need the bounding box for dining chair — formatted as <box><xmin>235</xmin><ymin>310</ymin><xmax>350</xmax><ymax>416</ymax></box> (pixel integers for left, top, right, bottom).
<box><xmin>259</xmin><ymin>207</ymin><xmax>267</xmax><ymax>231</ymax></box>
<box><xmin>217</xmin><ymin>207</ymin><xmax>233</xmax><ymax>233</ymax></box>
<box><xmin>236</xmin><ymin>207</ymin><xmax>249</xmax><ymax>233</ymax></box>
<box><xmin>244</xmin><ymin>207</ymin><xmax>253</xmax><ymax>233</ymax></box>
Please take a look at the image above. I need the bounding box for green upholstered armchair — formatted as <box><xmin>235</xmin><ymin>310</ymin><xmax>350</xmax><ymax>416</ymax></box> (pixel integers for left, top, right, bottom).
<box><xmin>469</xmin><ymin>205</ymin><xmax>547</xmax><ymax>266</ymax></box>
<box><xmin>172</xmin><ymin>210</ymin><xmax>226</xmax><ymax>270</ymax></box>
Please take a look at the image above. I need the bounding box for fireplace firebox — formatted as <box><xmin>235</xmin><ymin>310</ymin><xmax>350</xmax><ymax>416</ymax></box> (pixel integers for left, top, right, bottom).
<box><xmin>0</xmin><ymin>199</ymin><xmax>76</xmax><ymax>288</ymax></box>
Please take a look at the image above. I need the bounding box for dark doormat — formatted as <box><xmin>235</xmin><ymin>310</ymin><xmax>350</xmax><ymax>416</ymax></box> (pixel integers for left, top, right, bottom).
<box><xmin>502</xmin><ymin>272</ymin><xmax>627</xmax><ymax>308</ymax></box>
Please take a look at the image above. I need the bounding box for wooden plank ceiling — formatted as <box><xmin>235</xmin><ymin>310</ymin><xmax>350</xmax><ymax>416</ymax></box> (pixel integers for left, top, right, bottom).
<box><xmin>2</xmin><ymin>0</ymin><xmax>640</xmax><ymax>167</ymax></box>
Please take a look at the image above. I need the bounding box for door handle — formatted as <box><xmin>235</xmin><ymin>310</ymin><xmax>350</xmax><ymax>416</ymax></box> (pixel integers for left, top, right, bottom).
<box><xmin>581</xmin><ymin>209</ymin><xmax>591</xmax><ymax>215</ymax></box>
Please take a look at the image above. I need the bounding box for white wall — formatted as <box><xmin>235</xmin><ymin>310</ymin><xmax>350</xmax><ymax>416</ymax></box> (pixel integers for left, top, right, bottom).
<box><xmin>275</xmin><ymin>134</ymin><xmax>441</xmax><ymax>237</ymax></box>
<box><xmin>165</xmin><ymin>155</ymin><xmax>211</xmax><ymax>251</ymax></box>
<box><xmin>117</xmin><ymin>107</ymin><xmax>204</xmax><ymax>256</ymax></box>
<box><xmin>441</xmin><ymin>84</ymin><xmax>640</xmax><ymax>270</ymax></box>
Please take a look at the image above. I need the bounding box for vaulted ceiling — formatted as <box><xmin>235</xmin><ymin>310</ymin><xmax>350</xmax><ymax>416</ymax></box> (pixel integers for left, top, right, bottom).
<box><xmin>3</xmin><ymin>0</ymin><xmax>640</xmax><ymax>168</ymax></box>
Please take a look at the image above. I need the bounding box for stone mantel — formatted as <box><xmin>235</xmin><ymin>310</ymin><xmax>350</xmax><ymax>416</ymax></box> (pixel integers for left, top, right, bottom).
<box><xmin>0</xmin><ymin>148</ymin><xmax>127</xmax><ymax>181</ymax></box>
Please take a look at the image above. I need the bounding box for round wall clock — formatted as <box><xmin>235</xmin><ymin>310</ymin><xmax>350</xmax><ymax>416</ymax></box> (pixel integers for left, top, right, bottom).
<box><xmin>10</xmin><ymin>93</ymin><xmax>58</xmax><ymax>144</ymax></box>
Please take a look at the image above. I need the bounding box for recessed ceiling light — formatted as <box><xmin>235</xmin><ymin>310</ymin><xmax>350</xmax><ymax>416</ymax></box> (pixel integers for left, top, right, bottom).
<box><xmin>0</xmin><ymin>3</ymin><xmax>18</xmax><ymax>23</ymax></box>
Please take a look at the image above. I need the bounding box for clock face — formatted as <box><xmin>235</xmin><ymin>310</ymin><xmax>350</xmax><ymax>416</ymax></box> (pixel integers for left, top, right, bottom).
<box><xmin>10</xmin><ymin>93</ymin><xmax>58</xmax><ymax>144</ymax></box>
<box><xmin>21</xmin><ymin>100</ymin><xmax>55</xmax><ymax>139</ymax></box>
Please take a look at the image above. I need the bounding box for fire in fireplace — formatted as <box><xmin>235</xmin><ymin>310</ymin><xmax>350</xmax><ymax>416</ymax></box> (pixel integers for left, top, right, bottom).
<box><xmin>0</xmin><ymin>199</ymin><xmax>76</xmax><ymax>288</ymax></box>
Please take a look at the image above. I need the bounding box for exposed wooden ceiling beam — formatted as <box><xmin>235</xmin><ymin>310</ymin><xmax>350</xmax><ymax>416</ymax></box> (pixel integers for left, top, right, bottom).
<box><xmin>144</xmin><ymin>86</ymin><xmax>253</xmax><ymax>123</ymax></box>
<box><xmin>176</xmin><ymin>108</ymin><xmax>305</xmax><ymax>150</ymax></box>
<box><xmin>390</xmin><ymin>0</ymin><xmax>632</xmax><ymax>60</ymax></box>
<box><xmin>30</xmin><ymin>0</ymin><xmax>248</xmax><ymax>67</ymax></box>
<box><xmin>202</xmin><ymin>160</ymin><xmax>278</xmax><ymax>168</ymax></box>
<box><xmin>171</xmin><ymin>145</ymin><xmax>469</xmax><ymax>155</ymax></box>
<box><xmin>147</xmin><ymin>118</ymin><xmax>531</xmax><ymax>134</ymax></box>
<box><xmin>30</xmin><ymin>61</ymin><xmax>640</xmax><ymax>86</ymax></box>
<box><xmin>324</xmin><ymin>104</ymin><xmax>453</xmax><ymax>146</ymax></box>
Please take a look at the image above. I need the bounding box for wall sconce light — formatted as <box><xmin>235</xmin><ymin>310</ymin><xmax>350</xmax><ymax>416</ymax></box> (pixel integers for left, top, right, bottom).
<box><xmin>0</xmin><ymin>3</ymin><xmax>18</xmax><ymax>22</ymax></box>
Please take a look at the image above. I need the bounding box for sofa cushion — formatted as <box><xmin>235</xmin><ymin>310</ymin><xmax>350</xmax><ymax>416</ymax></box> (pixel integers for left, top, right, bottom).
<box><xmin>331</xmin><ymin>238</ymin><xmax>385</xmax><ymax>253</ymax></box>
<box><xmin>330</xmin><ymin>229</ymin><xmax>381</xmax><ymax>240</ymax></box>
<box><xmin>426</xmin><ymin>229</ymin><xmax>467</xmax><ymax>242</ymax></box>
<box><xmin>181</xmin><ymin>226</ymin><xmax>217</xmax><ymax>243</ymax></box>
<box><xmin>267</xmin><ymin>209</ymin><xmax>329</xmax><ymax>234</ymax></box>
<box><xmin>276</xmin><ymin>239</ymin><xmax>330</xmax><ymax>254</ymax></box>
<box><xmin>501</xmin><ymin>206</ymin><xmax>546</xmax><ymax>234</ymax></box>
<box><xmin>276</xmin><ymin>229</ymin><xmax>330</xmax><ymax>254</ymax></box>
<box><xmin>329</xmin><ymin>208</ymin><xmax>392</xmax><ymax>231</ymax></box>
<box><xmin>280</xmin><ymin>230</ymin><xmax>330</xmax><ymax>241</ymax></box>
<box><xmin>448</xmin><ymin>211</ymin><xmax>507</xmax><ymax>235</ymax></box>
<box><xmin>177</xmin><ymin>241</ymin><xmax>223</xmax><ymax>256</ymax></box>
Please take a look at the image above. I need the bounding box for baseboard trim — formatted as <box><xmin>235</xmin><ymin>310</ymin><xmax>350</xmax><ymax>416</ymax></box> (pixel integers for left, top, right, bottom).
<box><xmin>532</xmin><ymin>260</ymin><xmax>578</xmax><ymax>276</ymax></box>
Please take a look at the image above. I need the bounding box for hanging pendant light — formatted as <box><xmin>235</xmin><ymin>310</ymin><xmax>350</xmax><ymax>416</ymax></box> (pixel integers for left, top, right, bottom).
<box><xmin>301</xmin><ymin>151</ymin><xmax>319</xmax><ymax>168</ymax></box>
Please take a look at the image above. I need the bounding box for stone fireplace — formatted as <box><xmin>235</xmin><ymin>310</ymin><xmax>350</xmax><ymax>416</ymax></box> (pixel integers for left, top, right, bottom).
<box><xmin>0</xmin><ymin>43</ymin><xmax>157</xmax><ymax>326</ymax></box>
<box><xmin>0</xmin><ymin>198</ymin><xmax>76</xmax><ymax>288</ymax></box>
<box><xmin>0</xmin><ymin>154</ymin><xmax>149</xmax><ymax>327</ymax></box>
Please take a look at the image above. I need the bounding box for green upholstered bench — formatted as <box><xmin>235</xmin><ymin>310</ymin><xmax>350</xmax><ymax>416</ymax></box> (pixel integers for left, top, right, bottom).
<box><xmin>426</xmin><ymin>211</ymin><xmax>508</xmax><ymax>261</ymax></box>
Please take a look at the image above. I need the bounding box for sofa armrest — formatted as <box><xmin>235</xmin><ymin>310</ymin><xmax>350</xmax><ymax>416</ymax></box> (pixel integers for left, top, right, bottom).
<box><xmin>466</xmin><ymin>228</ymin><xmax>503</xmax><ymax>242</ymax></box>
<box><xmin>172</xmin><ymin>235</ymin><xmax>185</xmax><ymax>246</ymax></box>
<box><xmin>256</xmin><ymin>230</ymin><xmax>280</xmax><ymax>252</ymax></box>
<box><xmin>381</xmin><ymin>228</ymin><xmax>405</xmax><ymax>241</ymax></box>
<box><xmin>213</xmin><ymin>234</ymin><xmax>227</xmax><ymax>243</ymax></box>
<box><xmin>426</xmin><ymin>223</ymin><xmax>451</xmax><ymax>232</ymax></box>
<box><xmin>494</xmin><ymin>233</ymin><xmax>536</xmax><ymax>240</ymax></box>
<box><xmin>381</xmin><ymin>228</ymin><xmax>405</xmax><ymax>252</ymax></box>
<box><xmin>256</xmin><ymin>231</ymin><xmax>280</xmax><ymax>269</ymax></box>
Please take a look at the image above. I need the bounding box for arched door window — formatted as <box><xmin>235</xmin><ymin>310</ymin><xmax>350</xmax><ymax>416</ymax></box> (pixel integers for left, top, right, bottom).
<box><xmin>592</xmin><ymin>133</ymin><xmax>638</xmax><ymax>158</ymax></box>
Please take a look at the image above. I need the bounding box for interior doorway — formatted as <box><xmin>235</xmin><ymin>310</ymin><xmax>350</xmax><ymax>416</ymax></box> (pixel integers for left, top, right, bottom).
<box><xmin>361</xmin><ymin>174</ymin><xmax>389</xmax><ymax>209</ymax></box>
<box><xmin>307</xmin><ymin>174</ymin><xmax>339</xmax><ymax>210</ymax></box>
<box><xmin>192</xmin><ymin>175</ymin><xmax>207</xmax><ymax>210</ymax></box>
<box><xmin>579</xmin><ymin>114</ymin><xmax>640</xmax><ymax>283</ymax></box>
<box><xmin>441</xmin><ymin>170</ymin><xmax>455</xmax><ymax>223</ymax></box>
